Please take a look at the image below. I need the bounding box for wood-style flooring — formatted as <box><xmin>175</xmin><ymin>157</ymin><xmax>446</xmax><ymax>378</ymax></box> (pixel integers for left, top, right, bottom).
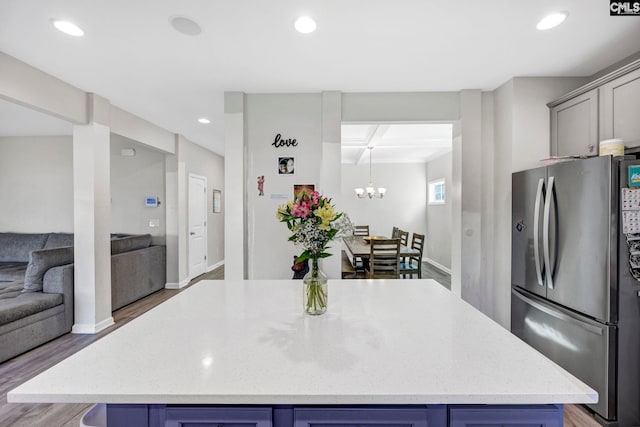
<box><xmin>0</xmin><ymin>264</ymin><xmax>598</xmax><ymax>427</ymax></box>
<box><xmin>342</xmin><ymin>260</ymin><xmax>452</xmax><ymax>290</ymax></box>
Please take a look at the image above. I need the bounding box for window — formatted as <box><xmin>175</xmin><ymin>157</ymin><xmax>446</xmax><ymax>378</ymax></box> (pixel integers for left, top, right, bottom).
<box><xmin>428</xmin><ymin>179</ymin><xmax>445</xmax><ymax>204</ymax></box>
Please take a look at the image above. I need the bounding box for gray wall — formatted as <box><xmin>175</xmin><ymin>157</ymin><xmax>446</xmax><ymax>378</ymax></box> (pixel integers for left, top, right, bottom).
<box><xmin>341</xmin><ymin>163</ymin><xmax>427</xmax><ymax>239</ymax></box>
<box><xmin>110</xmin><ymin>134</ymin><xmax>166</xmax><ymax>243</ymax></box>
<box><xmin>0</xmin><ymin>136</ymin><xmax>74</xmax><ymax>232</ymax></box>
<box><xmin>426</xmin><ymin>152</ymin><xmax>452</xmax><ymax>271</ymax></box>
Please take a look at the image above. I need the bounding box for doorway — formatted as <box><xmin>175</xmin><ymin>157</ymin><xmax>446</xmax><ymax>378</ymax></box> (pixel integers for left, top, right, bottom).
<box><xmin>340</xmin><ymin>122</ymin><xmax>454</xmax><ymax>288</ymax></box>
<box><xmin>188</xmin><ymin>173</ymin><xmax>207</xmax><ymax>279</ymax></box>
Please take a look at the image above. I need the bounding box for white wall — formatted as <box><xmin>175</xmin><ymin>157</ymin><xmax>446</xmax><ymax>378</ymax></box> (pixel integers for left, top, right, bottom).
<box><xmin>110</xmin><ymin>134</ymin><xmax>166</xmax><ymax>243</ymax></box>
<box><xmin>246</xmin><ymin>94</ymin><xmax>323</xmax><ymax>279</ymax></box>
<box><xmin>426</xmin><ymin>152</ymin><xmax>452</xmax><ymax>270</ymax></box>
<box><xmin>341</xmin><ymin>163</ymin><xmax>427</xmax><ymax>238</ymax></box>
<box><xmin>0</xmin><ymin>136</ymin><xmax>74</xmax><ymax>232</ymax></box>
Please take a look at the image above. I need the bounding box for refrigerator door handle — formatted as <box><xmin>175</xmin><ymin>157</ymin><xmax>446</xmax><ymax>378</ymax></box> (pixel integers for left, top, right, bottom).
<box><xmin>533</xmin><ymin>178</ymin><xmax>545</xmax><ymax>286</ymax></box>
<box><xmin>543</xmin><ymin>176</ymin><xmax>555</xmax><ymax>289</ymax></box>
<box><xmin>512</xmin><ymin>288</ymin><xmax>604</xmax><ymax>336</ymax></box>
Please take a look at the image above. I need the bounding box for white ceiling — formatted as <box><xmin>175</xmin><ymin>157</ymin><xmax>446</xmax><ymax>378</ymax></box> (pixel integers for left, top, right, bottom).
<box><xmin>1</xmin><ymin>1</ymin><xmax>639</xmax><ymax>155</ymax></box>
<box><xmin>342</xmin><ymin>124</ymin><xmax>452</xmax><ymax>164</ymax></box>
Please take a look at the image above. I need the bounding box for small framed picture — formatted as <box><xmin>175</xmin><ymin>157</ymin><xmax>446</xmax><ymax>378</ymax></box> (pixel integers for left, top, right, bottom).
<box><xmin>278</xmin><ymin>157</ymin><xmax>294</xmax><ymax>174</ymax></box>
<box><xmin>294</xmin><ymin>184</ymin><xmax>315</xmax><ymax>198</ymax></box>
<box><xmin>212</xmin><ymin>189</ymin><xmax>221</xmax><ymax>213</ymax></box>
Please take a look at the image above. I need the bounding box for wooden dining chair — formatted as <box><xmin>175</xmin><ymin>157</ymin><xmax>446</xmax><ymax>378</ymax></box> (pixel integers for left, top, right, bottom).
<box><xmin>400</xmin><ymin>233</ymin><xmax>425</xmax><ymax>279</ymax></box>
<box><xmin>397</xmin><ymin>229</ymin><xmax>408</xmax><ymax>247</ymax></box>
<box><xmin>367</xmin><ymin>238</ymin><xmax>401</xmax><ymax>279</ymax></box>
<box><xmin>391</xmin><ymin>226</ymin><xmax>399</xmax><ymax>239</ymax></box>
<box><xmin>353</xmin><ymin>225</ymin><xmax>370</xmax><ymax>236</ymax></box>
<box><xmin>352</xmin><ymin>225</ymin><xmax>370</xmax><ymax>272</ymax></box>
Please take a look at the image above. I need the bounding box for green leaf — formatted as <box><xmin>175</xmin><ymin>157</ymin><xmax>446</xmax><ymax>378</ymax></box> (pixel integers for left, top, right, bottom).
<box><xmin>296</xmin><ymin>251</ymin><xmax>311</xmax><ymax>263</ymax></box>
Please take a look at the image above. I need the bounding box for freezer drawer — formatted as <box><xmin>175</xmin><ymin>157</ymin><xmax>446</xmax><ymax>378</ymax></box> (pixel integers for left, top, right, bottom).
<box><xmin>511</xmin><ymin>288</ymin><xmax>616</xmax><ymax>421</ymax></box>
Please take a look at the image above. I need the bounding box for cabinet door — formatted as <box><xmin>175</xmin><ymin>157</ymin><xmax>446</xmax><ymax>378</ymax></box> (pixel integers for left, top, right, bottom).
<box><xmin>449</xmin><ymin>405</ymin><xmax>563</xmax><ymax>427</ymax></box>
<box><xmin>550</xmin><ymin>89</ymin><xmax>598</xmax><ymax>157</ymax></box>
<box><xmin>600</xmin><ymin>67</ymin><xmax>640</xmax><ymax>149</ymax></box>
<box><xmin>293</xmin><ymin>408</ymin><xmax>429</xmax><ymax>427</ymax></box>
<box><xmin>164</xmin><ymin>407</ymin><xmax>272</xmax><ymax>427</ymax></box>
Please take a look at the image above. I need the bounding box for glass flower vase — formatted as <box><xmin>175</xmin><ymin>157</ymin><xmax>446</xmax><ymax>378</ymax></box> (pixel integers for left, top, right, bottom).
<box><xmin>303</xmin><ymin>258</ymin><xmax>328</xmax><ymax>315</ymax></box>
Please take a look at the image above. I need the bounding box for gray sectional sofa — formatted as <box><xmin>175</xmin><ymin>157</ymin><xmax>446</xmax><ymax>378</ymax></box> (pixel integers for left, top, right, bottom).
<box><xmin>0</xmin><ymin>232</ymin><xmax>166</xmax><ymax>363</ymax></box>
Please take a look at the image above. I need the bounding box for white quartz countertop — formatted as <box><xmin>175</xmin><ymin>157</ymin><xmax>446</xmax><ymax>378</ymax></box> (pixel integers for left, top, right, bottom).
<box><xmin>8</xmin><ymin>279</ymin><xmax>597</xmax><ymax>405</ymax></box>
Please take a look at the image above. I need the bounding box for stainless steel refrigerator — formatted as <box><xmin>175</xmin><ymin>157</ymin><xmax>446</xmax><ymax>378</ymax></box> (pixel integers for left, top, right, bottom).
<box><xmin>511</xmin><ymin>155</ymin><xmax>640</xmax><ymax>426</ymax></box>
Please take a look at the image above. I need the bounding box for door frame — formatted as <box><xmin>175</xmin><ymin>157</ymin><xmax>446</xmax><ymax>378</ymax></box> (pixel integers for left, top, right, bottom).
<box><xmin>188</xmin><ymin>173</ymin><xmax>208</xmax><ymax>280</ymax></box>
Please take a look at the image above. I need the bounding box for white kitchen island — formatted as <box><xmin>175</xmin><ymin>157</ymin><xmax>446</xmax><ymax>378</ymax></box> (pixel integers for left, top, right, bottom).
<box><xmin>8</xmin><ymin>279</ymin><xmax>596</xmax><ymax>426</ymax></box>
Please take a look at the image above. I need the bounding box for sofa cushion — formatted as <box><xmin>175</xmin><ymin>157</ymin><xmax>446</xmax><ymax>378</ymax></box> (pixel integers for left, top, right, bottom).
<box><xmin>44</xmin><ymin>233</ymin><xmax>74</xmax><ymax>249</ymax></box>
<box><xmin>111</xmin><ymin>234</ymin><xmax>151</xmax><ymax>255</ymax></box>
<box><xmin>0</xmin><ymin>262</ymin><xmax>28</xmax><ymax>282</ymax></box>
<box><xmin>0</xmin><ymin>281</ymin><xmax>25</xmax><ymax>300</ymax></box>
<box><xmin>0</xmin><ymin>233</ymin><xmax>49</xmax><ymax>263</ymax></box>
<box><xmin>23</xmin><ymin>247</ymin><xmax>74</xmax><ymax>292</ymax></box>
<box><xmin>0</xmin><ymin>291</ymin><xmax>63</xmax><ymax>325</ymax></box>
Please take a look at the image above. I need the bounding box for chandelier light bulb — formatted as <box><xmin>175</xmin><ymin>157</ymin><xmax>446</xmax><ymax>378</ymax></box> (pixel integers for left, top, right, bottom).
<box><xmin>354</xmin><ymin>147</ymin><xmax>386</xmax><ymax>199</ymax></box>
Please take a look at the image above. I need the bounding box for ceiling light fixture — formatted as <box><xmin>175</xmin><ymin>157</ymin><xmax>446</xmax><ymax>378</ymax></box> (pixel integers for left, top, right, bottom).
<box><xmin>355</xmin><ymin>147</ymin><xmax>386</xmax><ymax>199</ymax></box>
<box><xmin>197</xmin><ymin>118</ymin><xmax>211</xmax><ymax>124</ymax></box>
<box><xmin>52</xmin><ymin>20</ymin><xmax>84</xmax><ymax>37</ymax></box>
<box><xmin>294</xmin><ymin>16</ymin><xmax>317</xmax><ymax>34</ymax></box>
<box><xmin>170</xmin><ymin>16</ymin><xmax>202</xmax><ymax>36</ymax></box>
<box><xmin>536</xmin><ymin>12</ymin><xmax>568</xmax><ymax>30</ymax></box>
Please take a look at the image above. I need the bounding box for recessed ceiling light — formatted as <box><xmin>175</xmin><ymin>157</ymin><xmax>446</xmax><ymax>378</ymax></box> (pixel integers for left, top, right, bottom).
<box><xmin>536</xmin><ymin>12</ymin><xmax>568</xmax><ymax>30</ymax></box>
<box><xmin>52</xmin><ymin>19</ymin><xmax>84</xmax><ymax>37</ymax></box>
<box><xmin>198</xmin><ymin>118</ymin><xmax>211</xmax><ymax>124</ymax></box>
<box><xmin>294</xmin><ymin>16</ymin><xmax>317</xmax><ymax>34</ymax></box>
<box><xmin>170</xmin><ymin>16</ymin><xmax>202</xmax><ymax>36</ymax></box>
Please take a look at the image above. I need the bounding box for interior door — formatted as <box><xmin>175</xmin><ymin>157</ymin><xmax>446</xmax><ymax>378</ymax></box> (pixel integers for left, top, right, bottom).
<box><xmin>512</xmin><ymin>166</ymin><xmax>547</xmax><ymax>298</ymax></box>
<box><xmin>546</xmin><ymin>156</ymin><xmax>613</xmax><ymax>322</ymax></box>
<box><xmin>188</xmin><ymin>174</ymin><xmax>207</xmax><ymax>279</ymax></box>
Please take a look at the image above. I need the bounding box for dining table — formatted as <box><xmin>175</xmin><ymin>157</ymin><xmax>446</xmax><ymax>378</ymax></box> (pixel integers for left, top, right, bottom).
<box><xmin>342</xmin><ymin>235</ymin><xmax>421</xmax><ymax>260</ymax></box>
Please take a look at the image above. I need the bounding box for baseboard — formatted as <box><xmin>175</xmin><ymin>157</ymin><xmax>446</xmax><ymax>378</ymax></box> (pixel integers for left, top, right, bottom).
<box><xmin>207</xmin><ymin>260</ymin><xmax>224</xmax><ymax>272</ymax></box>
<box><xmin>165</xmin><ymin>278</ymin><xmax>190</xmax><ymax>289</ymax></box>
<box><xmin>424</xmin><ymin>257</ymin><xmax>452</xmax><ymax>275</ymax></box>
<box><xmin>72</xmin><ymin>317</ymin><xmax>115</xmax><ymax>334</ymax></box>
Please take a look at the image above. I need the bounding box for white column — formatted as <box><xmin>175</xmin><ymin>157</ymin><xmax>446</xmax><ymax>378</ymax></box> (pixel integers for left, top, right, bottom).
<box><xmin>459</xmin><ymin>90</ymin><xmax>484</xmax><ymax>313</ymax></box>
<box><xmin>72</xmin><ymin>121</ymin><xmax>114</xmax><ymax>334</ymax></box>
<box><xmin>224</xmin><ymin>92</ymin><xmax>247</xmax><ymax>280</ymax></box>
<box><xmin>165</xmin><ymin>136</ymin><xmax>190</xmax><ymax>288</ymax></box>
<box><xmin>319</xmin><ymin>91</ymin><xmax>342</xmax><ymax>279</ymax></box>
<box><xmin>450</xmin><ymin>123</ymin><xmax>462</xmax><ymax>297</ymax></box>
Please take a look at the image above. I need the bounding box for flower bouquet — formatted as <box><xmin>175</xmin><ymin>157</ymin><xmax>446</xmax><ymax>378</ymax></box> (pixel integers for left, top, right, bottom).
<box><xmin>277</xmin><ymin>190</ymin><xmax>352</xmax><ymax>314</ymax></box>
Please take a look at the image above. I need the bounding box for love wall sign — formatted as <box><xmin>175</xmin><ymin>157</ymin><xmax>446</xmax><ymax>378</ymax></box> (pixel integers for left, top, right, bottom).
<box><xmin>272</xmin><ymin>133</ymin><xmax>298</xmax><ymax>148</ymax></box>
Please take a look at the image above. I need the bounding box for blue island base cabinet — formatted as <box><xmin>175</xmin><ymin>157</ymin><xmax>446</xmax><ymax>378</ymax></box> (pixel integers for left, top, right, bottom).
<box><xmin>105</xmin><ymin>404</ymin><xmax>563</xmax><ymax>427</ymax></box>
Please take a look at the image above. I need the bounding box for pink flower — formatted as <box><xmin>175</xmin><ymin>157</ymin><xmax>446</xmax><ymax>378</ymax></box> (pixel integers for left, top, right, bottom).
<box><xmin>292</xmin><ymin>203</ymin><xmax>310</xmax><ymax>218</ymax></box>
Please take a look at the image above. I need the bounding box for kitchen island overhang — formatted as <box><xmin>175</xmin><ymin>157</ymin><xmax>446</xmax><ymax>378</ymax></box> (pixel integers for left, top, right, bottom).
<box><xmin>7</xmin><ymin>279</ymin><xmax>597</xmax><ymax>426</ymax></box>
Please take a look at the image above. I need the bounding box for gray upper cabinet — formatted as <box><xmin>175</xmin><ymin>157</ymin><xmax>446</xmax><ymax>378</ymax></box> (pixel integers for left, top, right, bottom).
<box><xmin>550</xmin><ymin>89</ymin><xmax>598</xmax><ymax>157</ymax></box>
<box><xmin>600</xmin><ymin>67</ymin><xmax>640</xmax><ymax>149</ymax></box>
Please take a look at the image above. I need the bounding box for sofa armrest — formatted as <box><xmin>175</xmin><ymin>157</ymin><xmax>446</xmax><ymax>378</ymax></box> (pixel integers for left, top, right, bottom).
<box><xmin>43</xmin><ymin>263</ymin><xmax>74</xmax><ymax>331</ymax></box>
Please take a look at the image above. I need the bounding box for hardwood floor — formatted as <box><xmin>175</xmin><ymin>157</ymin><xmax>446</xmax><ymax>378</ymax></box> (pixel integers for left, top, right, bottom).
<box><xmin>0</xmin><ymin>264</ymin><xmax>597</xmax><ymax>426</ymax></box>
<box><xmin>420</xmin><ymin>261</ymin><xmax>451</xmax><ymax>289</ymax></box>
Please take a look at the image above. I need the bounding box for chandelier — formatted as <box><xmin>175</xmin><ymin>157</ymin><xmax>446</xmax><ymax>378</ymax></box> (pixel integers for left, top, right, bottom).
<box><xmin>354</xmin><ymin>147</ymin><xmax>386</xmax><ymax>199</ymax></box>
